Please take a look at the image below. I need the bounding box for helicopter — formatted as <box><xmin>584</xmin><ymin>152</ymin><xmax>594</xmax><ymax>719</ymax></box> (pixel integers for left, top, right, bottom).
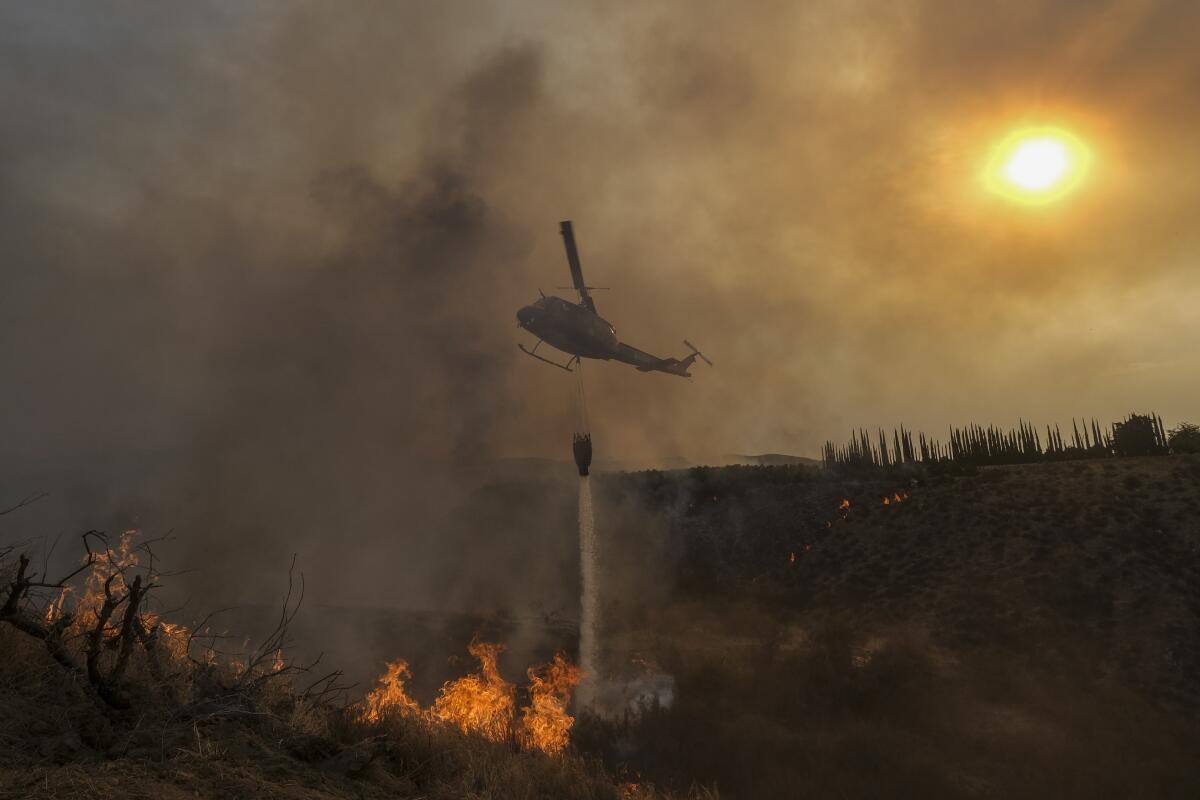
<box><xmin>516</xmin><ymin>221</ymin><xmax>712</xmax><ymax>378</ymax></box>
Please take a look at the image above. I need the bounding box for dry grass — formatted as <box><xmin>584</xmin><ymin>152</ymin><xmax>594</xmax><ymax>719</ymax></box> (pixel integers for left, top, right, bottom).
<box><xmin>0</xmin><ymin>605</ymin><xmax>655</xmax><ymax>800</ymax></box>
<box><xmin>6</xmin><ymin>454</ymin><xmax>1197</xmax><ymax>798</ymax></box>
<box><xmin>0</xmin><ymin>631</ymin><xmax>634</xmax><ymax>799</ymax></box>
<box><xmin>584</xmin><ymin>454</ymin><xmax>1200</xmax><ymax>798</ymax></box>
<box><xmin>576</xmin><ymin>617</ymin><xmax>1200</xmax><ymax>799</ymax></box>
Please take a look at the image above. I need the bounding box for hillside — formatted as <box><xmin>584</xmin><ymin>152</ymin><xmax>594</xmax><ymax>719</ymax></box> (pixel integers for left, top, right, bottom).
<box><xmin>602</xmin><ymin>454</ymin><xmax>1200</xmax><ymax>715</ymax></box>
<box><xmin>581</xmin><ymin>454</ymin><xmax>1200</xmax><ymax>796</ymax></box>
<box><xmin>2</xmin><ymin>455</ymin><xmax>1198</xmax><ymax>799</ymax></box>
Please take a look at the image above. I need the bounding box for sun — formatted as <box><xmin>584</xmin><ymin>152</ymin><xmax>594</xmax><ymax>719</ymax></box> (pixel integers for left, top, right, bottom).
<box><xmin>1005</xmin><ymin>138</ymin><xmax>1069</xmax><ymax>190</ymax></box>
<box><xmin>984</xmin><ymin>127</ymin><xmax>1091</xmax><ymax>205</ymax></box>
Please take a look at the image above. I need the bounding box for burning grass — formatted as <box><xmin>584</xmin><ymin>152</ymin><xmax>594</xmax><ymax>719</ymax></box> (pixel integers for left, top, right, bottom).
<box><xmin>0</xmin><ymin>529</ymin><xmax>679</xmax><ymax>799</ymax></box>
<box><xmin>357</xmin><ymin>639</ymin><xmax>583</xmax><ymax>757</ymax></box>
<box><xmin>519</xmin><ymin>653</ymin><xmax>583</xmax><ymax>756</ymax></box>
<box><xmin>359</xmin><ymin>659</ymin><xmax>421</xmax><ymax>723</ymax></box>
<box><xmin>431</xmin><ymin>639</ymin><xmax>516</xmax><ymax>740</ymax></box>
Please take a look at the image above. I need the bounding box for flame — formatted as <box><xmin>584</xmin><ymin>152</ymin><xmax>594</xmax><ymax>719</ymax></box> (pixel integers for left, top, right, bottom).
<box><xmin>431</xmin><ymin>640</ymin><xmax>515</xmax><ymax>741</ymax></box>
<box><xmin>44</xmin><ymin>586</ymin><xmax>72</xmax><ymax>623</ymax></box>
<box><xmin>518</xmin><ymin>653</ymin><xmax>582</xmax><ymax>756</ymax></box>
<box><xmin>839</xmin><ymin>499</ymin><xmax>851</xmax><ymax>510</ymax></box>
<box><xmin>882</xmin><ymin>496</ymin><xmax>890</xmax><ymax>506</ymax></box>
<box><xmin>69</xmin><ymin>529</ymin><xmax>139</xmax><ymax>637</ymax></box>
<box><xmin>360</xmin><ymin>641</ymin><xmax>582</xmax><ymax>756</ymax></box>
<box><xmin>64</xmin><ymin>529</ymin><xmax>191</xmax><ymax>667</ymax></box>
<box><xmin>139</xmin><ymin>611</ymin><xmax>191</xmax><ymax>665</ymax></box>
<box><xmin>788</xmin><ymin>551</ymin><xmax>796</xmax><ymax>564</ymax></box>
<box><xmin>360</xmin><ymin>659</ymin><xmax>421</xmax><ymax>722</ymax></box>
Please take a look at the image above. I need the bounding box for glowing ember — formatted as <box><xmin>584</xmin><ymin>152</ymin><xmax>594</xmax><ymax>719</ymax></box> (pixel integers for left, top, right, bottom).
<box><xmin>360</xmin><ymin>659</ymin><xmax>421</xmax><ymax>723</ymax></box>
<box><xmin>839</xmin><ymin>499</ymin><xmax>851</xmax><ymax>510</ymax></box>
<box><xmin>432</xmin><ymin>640</ymin><xmax>515</xmax><ymax>741</ymax></box>
<box><xmin>518</xmin><ymin>653</ymin><xmax>582</xmax><ymax>756</ymax></box>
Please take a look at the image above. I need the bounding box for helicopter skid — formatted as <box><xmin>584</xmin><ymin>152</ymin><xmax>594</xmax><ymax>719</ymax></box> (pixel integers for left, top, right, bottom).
<box><xmin>518</xmin><ymin>342</ymin><xmax>579</xmax><ymax>372</ymax></box>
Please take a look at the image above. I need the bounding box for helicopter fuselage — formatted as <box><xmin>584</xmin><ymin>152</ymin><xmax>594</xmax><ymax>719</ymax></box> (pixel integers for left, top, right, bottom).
<box><xmin>517</xmin><ymin>295</ymin><xmax>619</xmax><ymax>360</ymax></box>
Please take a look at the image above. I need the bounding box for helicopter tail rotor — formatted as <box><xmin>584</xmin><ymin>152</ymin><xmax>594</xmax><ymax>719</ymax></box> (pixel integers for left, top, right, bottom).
<box><xmin>683</xmin><ymin>339</ymin><xmax>713</xmax><ymax>367</ymax></box>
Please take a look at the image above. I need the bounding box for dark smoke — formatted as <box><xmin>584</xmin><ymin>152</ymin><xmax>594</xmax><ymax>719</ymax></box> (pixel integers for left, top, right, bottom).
<box><xmin>0</xmin><ymin>7</ymin><xmax>566</xmax><ymax>612</ymax></box>
<box><xmin>2</xmin><ymin>1</ymin><xmax>1199</xmax><ymax>614</ymax></box>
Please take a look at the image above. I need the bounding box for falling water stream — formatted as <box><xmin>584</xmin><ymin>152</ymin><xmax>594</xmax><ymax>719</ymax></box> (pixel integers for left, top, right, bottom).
<box><xmin>577</xmin><ymin>474</ymin><xmax>598</xmax><ymax>703</ymax></box>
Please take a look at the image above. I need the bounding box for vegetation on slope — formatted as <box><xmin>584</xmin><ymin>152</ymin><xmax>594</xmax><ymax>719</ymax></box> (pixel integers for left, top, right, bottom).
<box><xmin>585</xmin><ymin>454</ymin><xmax>1200</xmax><ymax>797</ymax></box>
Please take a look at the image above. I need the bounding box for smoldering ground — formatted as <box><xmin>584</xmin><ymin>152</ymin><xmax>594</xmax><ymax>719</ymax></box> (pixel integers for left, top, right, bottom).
<box><xmin>3</xmin><ymin>1</ymin><xmax>1200</xmax><ymax>619</ymax></box>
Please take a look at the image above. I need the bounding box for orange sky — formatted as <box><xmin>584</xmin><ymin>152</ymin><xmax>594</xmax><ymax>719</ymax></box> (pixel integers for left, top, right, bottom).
<box><xmin>4</xmin><ymin>1</ymin><xmax>1197</xmax><ymax>465</ymax></box>
<box><xmin>1</xmin><ymin>0</ymin><xmax>1197</xmax><ymax>606</ymax></box>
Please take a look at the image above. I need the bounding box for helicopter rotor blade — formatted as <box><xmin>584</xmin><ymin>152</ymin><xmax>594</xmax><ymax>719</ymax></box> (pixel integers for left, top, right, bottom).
<box><xmin>560</xmin><ymin>220</ymin><xmax>598</xmax><ymax>314</ymax></box>
<box><xmin>683</xmin><ymin>339</ymin><xmax>713</xmax><ymax>367</ymax></box>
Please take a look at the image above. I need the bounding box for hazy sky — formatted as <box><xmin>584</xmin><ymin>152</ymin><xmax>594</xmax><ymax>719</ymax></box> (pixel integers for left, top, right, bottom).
<box><xmin>2</xmin><ymin>2</ymin><xmax>1198</xmax><ymax>604</ymax></box>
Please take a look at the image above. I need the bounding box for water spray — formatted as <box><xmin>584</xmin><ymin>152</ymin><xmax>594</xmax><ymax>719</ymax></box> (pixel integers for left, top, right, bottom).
<box><xmin>577</xmin><ymin>473</ymin><xmax>598</xmax><ymax>703</ymax></box>
<box><xmin>571</xmin><ymin>366</ymin><xmax>599</xmax><ymax>703</ymax></box>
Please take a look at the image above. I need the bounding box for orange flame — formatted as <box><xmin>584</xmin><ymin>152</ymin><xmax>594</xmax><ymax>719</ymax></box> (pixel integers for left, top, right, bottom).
<box><xmin>44</xmin><ymin>586</ymin><xmax>72</xmax><ymax>623</ymax></box>
<box><xmin>839</xmin><ymin>499</ymin><xmax>851</xmax><ymax>510</ymax></box>
<box><xmin>360</xmin><ymin>641</ymin><xmax>582</xmax><ymax>756</ymax></box>
<box><xmin>139</xmin><ymin>612</ymin><xmax>191</xmax><ymax>665</ymax></box>
<box><xmin>70</xmin><ymin>530</ymin><xmax>139</xmax><ymax>637</ymax></box>
<box><xmin>518</xmin><ymin>653</ymin><xmax>582</xmax><ymax>756</ymax></box>
<box><xmin>431</xmin><ymin>640</ymin><xmax>515</xmax><ymax>741</ymax></box>
<box><xmin>360</xmin><ymin>659</ymin><xmax>421</xmax><ymax>723</ymax></box>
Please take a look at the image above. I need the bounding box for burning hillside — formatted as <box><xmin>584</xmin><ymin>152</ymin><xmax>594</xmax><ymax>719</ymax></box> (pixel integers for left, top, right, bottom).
<box><xmin>0</xmin><ymin>526</ymin><xmax>649</xmax><ymax>799</ymax></box>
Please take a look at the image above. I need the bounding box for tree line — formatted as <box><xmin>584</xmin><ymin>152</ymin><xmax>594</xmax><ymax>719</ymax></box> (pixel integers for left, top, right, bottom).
<box><xmin>821</xmin><ymin>412</ymin><xmax>1191</xmax><ymax>470</ymax></box>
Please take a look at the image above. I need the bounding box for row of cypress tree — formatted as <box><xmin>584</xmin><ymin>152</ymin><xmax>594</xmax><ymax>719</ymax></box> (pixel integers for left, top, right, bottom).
<box><xmin>822</xmin><ymin>412</ymin><xmax>1170</xmax><ymax>470</ymax></box>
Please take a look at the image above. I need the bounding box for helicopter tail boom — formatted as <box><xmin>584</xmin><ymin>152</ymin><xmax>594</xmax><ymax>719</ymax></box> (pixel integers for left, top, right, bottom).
<box><xmin>614</xmin><ymin>339</ymin><xmax>712</xmax><ymax>377</ymax></box>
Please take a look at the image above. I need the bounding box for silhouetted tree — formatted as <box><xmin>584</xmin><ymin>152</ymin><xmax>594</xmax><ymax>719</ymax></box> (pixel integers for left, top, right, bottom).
<box><xmin>1168</xmin><ymin>422</ymin><xmax>1200</xmax><ymax>454</ymax></box>
<box><xmin>1111</xmin><ymin>413</ymin><xmax>1166</xmax><ymax>457</ymax></box>
<box><xmin>824</xmin><ymin>412</ymin><xmax>1167</xmax><ymax>470</ymax></box>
